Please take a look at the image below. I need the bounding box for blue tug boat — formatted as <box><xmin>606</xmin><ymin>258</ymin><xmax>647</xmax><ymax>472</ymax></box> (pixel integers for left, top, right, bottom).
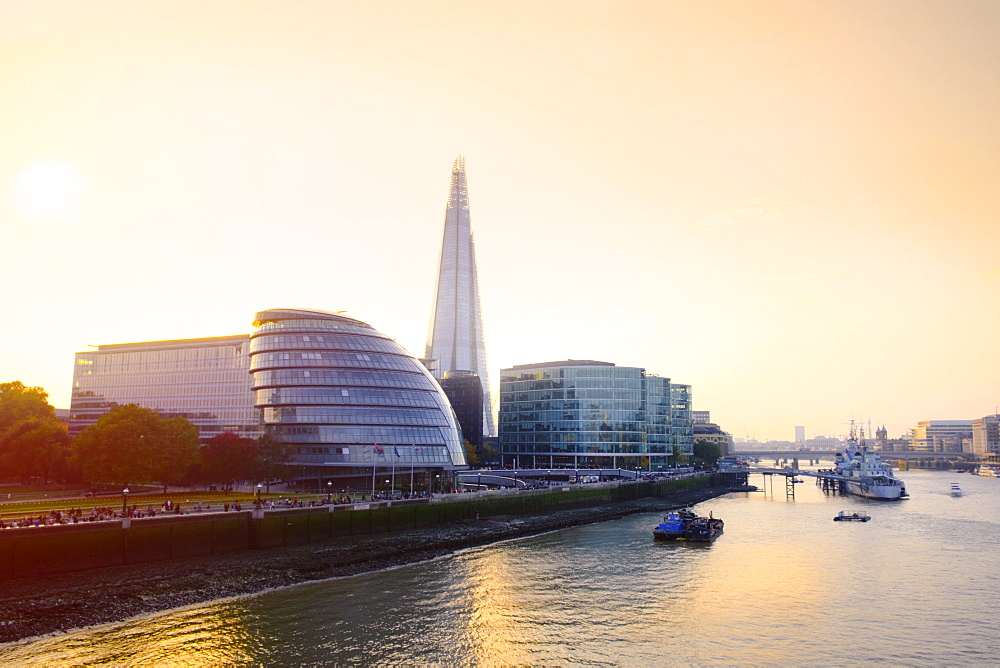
<box><xmin>653</xmin><ymin>509</ymin><xmax>724</xmax><ymax>542</ymax></box>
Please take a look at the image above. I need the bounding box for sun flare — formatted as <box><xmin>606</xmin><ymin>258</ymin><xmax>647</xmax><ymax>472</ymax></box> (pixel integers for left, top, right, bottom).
<box><xmin>11</xmin><ymin>159</ymin><xmax>89</xmax><ymax>225</ymax></box>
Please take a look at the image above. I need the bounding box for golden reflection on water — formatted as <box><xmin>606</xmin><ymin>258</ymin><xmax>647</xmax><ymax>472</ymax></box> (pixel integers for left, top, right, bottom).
<box><xmin>0</xmin><ymin>599</ymin><xmax>259</xmax><ymax>666</ymax></box>
<box><xmin>453</xmin><ymin>546</ymin><xmax>533</xmax><ymax>665</ymax></box>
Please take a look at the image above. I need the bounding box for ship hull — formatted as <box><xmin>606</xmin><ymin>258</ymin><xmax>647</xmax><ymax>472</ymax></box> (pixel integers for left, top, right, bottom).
<box><xmin>844</xmin><ymin>480</ymin><xmax>903</xmax><ymax>500</ymax></box>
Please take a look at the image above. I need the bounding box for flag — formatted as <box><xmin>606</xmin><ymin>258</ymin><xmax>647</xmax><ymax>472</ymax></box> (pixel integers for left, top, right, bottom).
<box><xmin>394</xmin><ymin>446</ymin><xmax>401</xmax><ymax>457</ymax></box>
<box><xmin>414</xmin><ymin>445</ymin><xmax>421</xmax><ymax>453</ymax></box>
<box><xmin>374</xmin><ymin>444</ymin><xmax>383</xmax><ymax>455</ymax></box>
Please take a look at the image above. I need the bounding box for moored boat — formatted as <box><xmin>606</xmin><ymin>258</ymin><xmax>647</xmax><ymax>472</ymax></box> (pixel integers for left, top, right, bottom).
<box><xmin>976</xmin><ymin>465</ymin><xmax>1000</xmax><ymax>478</ymax></box>
<box><xmin>653</xmin><ymin>509</ymin><xmax>723</xmax><ymax>542</ymax></box>
<box><xmin>833</xmin><ymin>422</ymin><xmax>907</xmax><ymax>501</ymax></box>
<box><xmin>951</xmin><ymin>483</ymin><xmax>962</xmax><ymax>497</ymax></box>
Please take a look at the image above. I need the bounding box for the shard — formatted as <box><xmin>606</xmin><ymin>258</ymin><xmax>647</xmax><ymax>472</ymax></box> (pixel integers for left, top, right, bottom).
<box><xmin>425</xmin><ymin>156</ymin><xmax>495</xmax><ymax>437</ymax></box>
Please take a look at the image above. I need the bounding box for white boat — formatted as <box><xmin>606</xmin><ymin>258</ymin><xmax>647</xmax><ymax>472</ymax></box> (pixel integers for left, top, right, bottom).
<box><xmin>976</xmin><ymin>465</ymin><xmax>1000</xmax><ymax>478</ymax></box>
<box><xmin>950</xmin><ymin>483</ymin><xmax>962</xmax><ymax>497</ymax></box>
<box><xmin>832</xmin><ymin>423</ymin><xmax>908</xmax><ymax>501</ymax></box>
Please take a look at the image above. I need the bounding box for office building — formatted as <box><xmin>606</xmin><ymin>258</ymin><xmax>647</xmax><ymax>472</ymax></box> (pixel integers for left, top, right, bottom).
<box><xmin>439</xmin><ymin>370</ymin><xmax>484</xmax><ymax>450</ymax></box>
<box><xmin>971</xmin><ymin>415</ymin><xmax>1000</xmax><ymax>458</ymax></box>
<box><xmin>907</xmin><ymin>420</ymin><xmax>973</xmax><ymax>453</ymax></box>
<box><xmin>498</xmin><ymin>360</ymin><xmax>694</xmax><ymax>470</ymax></box>
<box><xmin>795</xmin><ymin>425</ymin><xmax>805</xmax><ymax>444</ymax></box>
<box><xmin>69</xmin><ymin>335</ymin><xmax>258</xmax><ymax>440</ymax></box>
<box><xmin>425</xmin><ymin>157</ymin><xmax>495</xmax><ymax>437</ymax></box>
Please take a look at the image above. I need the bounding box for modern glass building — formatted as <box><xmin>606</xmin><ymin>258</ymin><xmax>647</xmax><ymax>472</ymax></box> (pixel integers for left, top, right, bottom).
<box><xmin>250</xmin><ymin>308</ymin><xmax>468</xmax><ymax>487</ymax></box>
<box><xmin>498</xmin><ymin>360</ymin><xmax>694</xmax><ymax>470</ymax></box>
<box><xmin>425</xmin><ymin>157</ymin><xmax>495</xmax><ymax>437</ymax></box>
<box><xmin>69</xmin><ymin>335</ymin><xmax>258</xmax><ymax>440</ymax></box>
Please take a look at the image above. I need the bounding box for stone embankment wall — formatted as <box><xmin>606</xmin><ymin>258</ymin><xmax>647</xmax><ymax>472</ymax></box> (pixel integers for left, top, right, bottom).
<box><xmin>0</xmin><ymin>476</ymin><xmax>710</xmax><ymax>580</ymax></box>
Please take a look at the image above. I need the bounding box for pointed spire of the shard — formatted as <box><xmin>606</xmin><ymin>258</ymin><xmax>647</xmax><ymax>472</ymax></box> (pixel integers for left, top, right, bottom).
<box><xmin>426</xmin><ymin>156</ymin><xmax>495</xmax><ymax>437</ymax></box>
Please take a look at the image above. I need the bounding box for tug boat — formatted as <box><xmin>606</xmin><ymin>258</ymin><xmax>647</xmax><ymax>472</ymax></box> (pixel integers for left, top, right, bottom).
<box><xmin>653</xmin><ymin>509</ymin><xmax>724</xmax><ymax>542</ymax></box>
<box><xmin>833</xmin><ymin>510</ymin><xmax>871</xmax><ymax>522</ymax></box>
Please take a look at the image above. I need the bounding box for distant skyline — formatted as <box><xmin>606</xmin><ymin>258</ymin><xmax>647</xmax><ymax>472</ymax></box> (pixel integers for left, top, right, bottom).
<box><xmin>3</xmin><ymin>1</ymin><xmax>999</xmax><ymax>441</ymax></box>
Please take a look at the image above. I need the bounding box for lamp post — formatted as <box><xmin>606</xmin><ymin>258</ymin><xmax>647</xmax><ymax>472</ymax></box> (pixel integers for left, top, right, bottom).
<box><xmin>326</xmin><ymin>481</ymin><xmax>332</xmax><ymax>501</ymax></box>
<box><xmin>546</xmin><ymin>470</ymin><xmax>550</xmax><ymax>486</ymax></box>
<box><xmin>122</xmin><ymin>487</ymin><xmax>129</xmax><ymax>515</ymax></box>
<box><xmin>256</xmin><ymin>483</ymin><xmax>262</xmax><ymax>506</ymax></box>
<box><xmin>435</xmin><ymin>473</ymin><xmax>440</xmax><ymax>495</ymax></box>
<box><xmin>385</xmin><ymin>479</ymin><xmax>390</xmax><ymax>498</ymax></box>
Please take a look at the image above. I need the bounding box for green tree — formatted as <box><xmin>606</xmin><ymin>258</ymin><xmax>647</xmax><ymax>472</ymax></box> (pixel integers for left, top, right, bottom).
<box><xmin>0</xmin><ymin>381</ymin><xmax>55</xmax><ymax>434</ymax></box>
<box><xmin>202</xmin><ymin>433</ymin><xmax>257</xmax><ymax>490</ymax></box>
<box><xmin>0</xmin><ymin>417</ymin><xmax>71</xmax><ymax>483</ymax></box>
<box><xmin>692</xmin><ymin>440</ymin><xmax>722</xmax><ymax>467</ymax></box>
<box><xmin>255</xmin><ymin>433</ymin><xmax>290</xmax><ymax>492</ymax></box>
<box><xmin>151</xmin><ymin>417</ymin><xmax>201</xmax><ymax>493</ymax></box>
<box><xmin>71</xmin><ymin>404</ymin><xmax>199</xmax><ymax>489</ymax></box>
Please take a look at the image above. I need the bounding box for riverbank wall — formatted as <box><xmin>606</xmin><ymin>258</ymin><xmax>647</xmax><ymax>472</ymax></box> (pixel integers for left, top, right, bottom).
<box><xmin>0</xmin><ymin>476</ymin><xmax>712</xmax><ymax>580</ymax></box>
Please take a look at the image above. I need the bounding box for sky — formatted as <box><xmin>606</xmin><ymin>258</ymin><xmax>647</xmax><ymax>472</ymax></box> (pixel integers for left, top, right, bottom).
<box><xmin>2</xmin><ymin>0</ymin><xmax>999</xmax><ymax>442</ymax></box>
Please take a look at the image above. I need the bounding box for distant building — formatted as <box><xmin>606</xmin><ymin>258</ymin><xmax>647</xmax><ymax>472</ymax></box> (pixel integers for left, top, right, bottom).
<box><xmin>692</xmin><ymin>411</ymin><xmax>711</xmax><ymax>424</ymax></box>
<box><xmin>795</xmin><ymin>425</ymin><xmax>805</xmax><ymax>444</ymax></box>
<box><xmin>498</xmin><ymin>360</ymin><xmax>693</xmax><ymax>470</ymax></box>
<box><xmin>971</xmin><ymin>415</ymin><xmax>1000</xmax><ymax>458</ymax></box>
<box><xmin>693</xmin><ymin>422</ymin><xmax>733</xmax><ymax>455</ymax></box>
<box><xmin>907</xmin><ymin>420</ymin><xmax>974</xmax><ymax>453</ymax></box>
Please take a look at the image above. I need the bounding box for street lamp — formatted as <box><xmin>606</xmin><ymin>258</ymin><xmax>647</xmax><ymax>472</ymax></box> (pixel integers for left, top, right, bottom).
<box><xmin>122</xmin><ymin>487</ymin><xmax>129</xmax><ymax>514</ymax></box>
<box><xmin>256</xmin><ymin>483</ymin><xmax>262</xmax><ymax>506</ymax></box>
<box><xmin>327</xmin><ymin>481</ymin><xmax>332</xmax><ymax>499</ymax></box>
<box><xmin>385</xmin><ymin>479</ymin><xmax>390</xmax><ymax>497</ymax></box>
<box><xmin>435</xmin><ymin>473</ymin><xmax>440</xmax><ymax>494</ymax></box>
<box><xmin>546</xmin><ymin>470</ymin><xmax>551</xmax><ymax>486</ymax></box>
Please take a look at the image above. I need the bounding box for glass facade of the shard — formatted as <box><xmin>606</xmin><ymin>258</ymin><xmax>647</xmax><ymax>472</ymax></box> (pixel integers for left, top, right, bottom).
<box><xmin>425</xmin><ymin>157</ymin><xmax>495</xmax><ymax>437</ymax></box>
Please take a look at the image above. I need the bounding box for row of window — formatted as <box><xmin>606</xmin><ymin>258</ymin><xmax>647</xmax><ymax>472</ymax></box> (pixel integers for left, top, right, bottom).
<box><xmin>272</xmin><ymin>425</ymin><xmax>459</xmax><ymax>446</ymax></box>
<box><xmin>253</xmin><ymin>319</ymin><xmax>378</xmax><ymax>336</ymax></box>
<box><xmin>501</xmin><ymin>390</ymin><xmax>646</xmax><ymax>402</ymax></box>
<box><xmin>263</xmin><ymin>406</ymin><xmax>449</xmax><ymax>427</ymax></box>
<box><xmin>250</xmin><ymin>334</ymin><xmax>403</xmax><ymax>355</ymax></box>
<box><xmin>249</xmin><ymin>351</ymin><xmax>420</xmax><ymax>373</ymax></box>
<box><xmin>254</xmin><ymin>387</ymin><xmax>443</xmax><ymax>409</ymax></box>
<box><xmin>251</xmin><ymin>369</ymin><xmax>430</xmax><ymax>391</ymax></box>
<box><xmin>500</xmin><ymin>368</ymin><xmax>646</xmax><ymax>383</ymax></box>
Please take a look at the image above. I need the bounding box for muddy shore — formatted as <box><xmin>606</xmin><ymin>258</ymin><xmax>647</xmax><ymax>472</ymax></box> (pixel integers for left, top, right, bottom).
<box><xmin>0</xmin><ymin>486</ymin><xmax>726</xmax><ymax>645</ymax></box>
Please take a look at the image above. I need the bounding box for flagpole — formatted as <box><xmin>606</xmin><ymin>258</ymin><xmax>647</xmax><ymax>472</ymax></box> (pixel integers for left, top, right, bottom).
<box><xmin>371</xmin><ymin>445</ymin><xmax>377</xmax><ymax>498</ymax></box>
<box><xmin>391</xmin><ymin>454</ymin><xmax>396</xmax><ymax>499</ymax></box>
<box><xmin>410</xmin><ymin>445</ymin><xmax>415</xmax><ymax>496</ymax></box>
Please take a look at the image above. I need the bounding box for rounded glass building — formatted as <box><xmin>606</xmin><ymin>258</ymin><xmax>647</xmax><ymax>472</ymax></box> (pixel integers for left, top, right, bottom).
<box><xmin>249</xmin><ymin>308</ymin><xmax>467</xmax><ymax>489</ymax></box>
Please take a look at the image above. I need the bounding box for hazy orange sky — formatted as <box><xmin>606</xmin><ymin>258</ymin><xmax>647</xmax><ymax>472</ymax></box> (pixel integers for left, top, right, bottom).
<box><xmin>3</xmin><ymin>1</ymin><xmax>999</xmax><ymax>441</ymax></box>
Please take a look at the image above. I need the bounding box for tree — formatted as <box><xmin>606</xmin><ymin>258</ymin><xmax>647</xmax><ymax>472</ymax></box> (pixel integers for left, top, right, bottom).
<box><xmin>693</xmin><ymin>440</ymin><xmax>722</xmax><ymax>467</ymax></box>
<box><xmin>255</xmin><ymin>434</ymin><xmax>290</xmax><ymax>492</ymax></box>
<box><xmin>0</xmin><ymin>381</ymin><xmax>55</xmax><ymax>434</ymax></box>
<box><xmin>202</xmin><ymin>433</ymin><xmax>257</xmax><ymax>490</ymax></box>
<box><xmin>151</xmin><ymin>417</ymin><xmax>200</xmax><ymax>493</ymax></box>
<box><xmin>463</xmin><ymin>439</ymin><xmax>479</xmax><ymax>467</ymax></box>
<box><xmin>71</xmin><ymin>404</ymin><xmax>199</xmax><ymax>489</ymax></box>
<box><xmin>0</xmin><ymin>417</ymin><xmax>71</xmax><ymax>483</ymax></box>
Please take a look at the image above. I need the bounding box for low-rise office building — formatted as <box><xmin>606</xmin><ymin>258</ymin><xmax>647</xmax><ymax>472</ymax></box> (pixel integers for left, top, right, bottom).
<box><xmin>498</xmin><ymin>360</ymin><xmax>693</xmax><ymax>471</ymax></box>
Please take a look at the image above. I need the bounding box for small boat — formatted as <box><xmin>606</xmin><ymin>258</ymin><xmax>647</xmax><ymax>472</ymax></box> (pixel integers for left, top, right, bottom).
<box><xmin>653</xmin><ymin>509</ymin><xmax>724</xmax><ymax>542</ymax></box>
<box><xmin>728</xmin><ymin>484</ymin><xmax>759</xmax><ymax>492</ymax></box>
<box><xmin>950</xmin><ymin>483</ymin><xmax>962</xmax><ymax>497</ymax></box>
<box><xmin>834</xmin><ymin>510</ymin><xmax>870</xmax><ymax>522</ymax></box>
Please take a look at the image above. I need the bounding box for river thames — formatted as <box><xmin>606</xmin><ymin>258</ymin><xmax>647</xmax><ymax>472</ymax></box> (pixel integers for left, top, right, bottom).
<box><xmin>3</xmin><ymin>469</ymin><xmax>1000</xmax><ymax>665</ymax></box>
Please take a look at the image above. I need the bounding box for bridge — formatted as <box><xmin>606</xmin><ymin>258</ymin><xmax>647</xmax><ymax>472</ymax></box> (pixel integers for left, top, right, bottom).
<box><xmin>731</xmin><ymin>450</ymin><xmax>970</xmax><ymax>461</ymax></box>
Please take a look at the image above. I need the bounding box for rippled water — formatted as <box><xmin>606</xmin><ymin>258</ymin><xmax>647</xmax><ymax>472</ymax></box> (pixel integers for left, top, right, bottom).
<box><xmin>4</xmin><ymin>470</ymin><xmax>1000</xmax><ymax>665</ymax></box>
